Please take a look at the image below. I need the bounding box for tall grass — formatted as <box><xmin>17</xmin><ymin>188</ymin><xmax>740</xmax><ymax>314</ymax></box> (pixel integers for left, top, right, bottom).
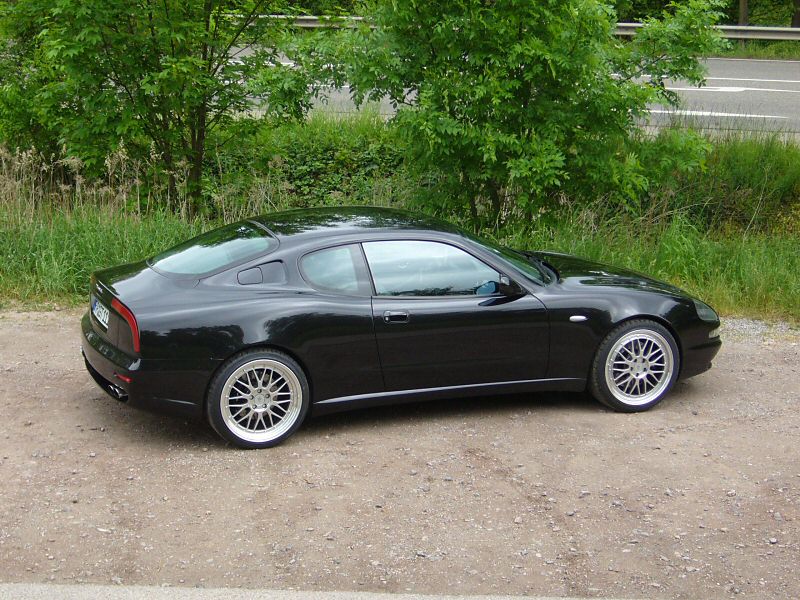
<box><xmin>494</xmin><ymin>214</ymin><xmax>799</xmax><ymax>321</ymax></box>
<box><xmin>715</xmin><ymin>40</ymin><xmax>800</xmax><ymax>61</ymax></box>
<box><xmin>0</xmin><ymin>206</ymin><xmax>204</xmax><ymax>304</ymax></box>
<box><xmin>1</xmin><ymin>117</ymin><xmax>798</xmax><ymax>320</ymax></box>
<box><xmin>3</xmin><ymin>201</ymin><xmax>797</xmax><ymax>320</ymax></box>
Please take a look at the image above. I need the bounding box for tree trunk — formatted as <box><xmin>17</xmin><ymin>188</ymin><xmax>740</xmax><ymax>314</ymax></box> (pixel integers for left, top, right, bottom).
<box><xmin>486</xmin><ymin>182</ymin><xmax>503</xmax><ymax>226</ymax></box>
<box><xmin>187</xmin><ymin>103</ymin><xmax>208</xmax><ymax>218</ymax></box>
<box><xmin>738</xmin><ymin>0</ymin><xmax>748</xmax><ymax>25</ymax></box>
<box><xmin>162</xmin><ymin>149</ymin><xmax>178</xmax><ymax>209</ymax></box>
<box><xmin>792</xmin><ymin>0</ymin><xmax>800</xmax><ymax>28</ymax></box>
<box><xmin>467</xmin><ymin>195</ymin><xmax>478</xmax><ymax>227</ymax></box>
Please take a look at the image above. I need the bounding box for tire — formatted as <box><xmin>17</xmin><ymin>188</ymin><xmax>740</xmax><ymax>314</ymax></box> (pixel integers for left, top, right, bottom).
<box><xmin>207</xmin><ymin>349</ymin><xmax>310</xmax><ymax>448</ymax></box>
<box><xmin>589</xmin><ymin>319</ymin><xmax>680</xmax><ymax>412</ymax></box>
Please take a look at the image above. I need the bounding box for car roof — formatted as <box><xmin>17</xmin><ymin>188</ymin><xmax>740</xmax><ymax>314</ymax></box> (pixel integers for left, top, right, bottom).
<box><xmin>251</xmin><ymin>207</ymin><xmax>464</xmax><ymax>244</ymax></box>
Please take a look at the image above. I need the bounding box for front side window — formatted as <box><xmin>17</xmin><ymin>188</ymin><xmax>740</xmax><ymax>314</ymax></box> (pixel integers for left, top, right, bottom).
<box><xmin>363</xmin><ymin>240</ymin><xmax>502</xmax><ymax>297</ymax></box>
<box><xmin>300</xmin><ymin>244</ymin><xmax>370</xmax><ymax>296</ymax></box>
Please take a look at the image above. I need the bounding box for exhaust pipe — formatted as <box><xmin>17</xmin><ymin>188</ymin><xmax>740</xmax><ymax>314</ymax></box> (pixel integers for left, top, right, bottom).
<box><xmin>107</xmin><ymin>384</ymin><xmax>128</xmax><ymax>401</ymax></box>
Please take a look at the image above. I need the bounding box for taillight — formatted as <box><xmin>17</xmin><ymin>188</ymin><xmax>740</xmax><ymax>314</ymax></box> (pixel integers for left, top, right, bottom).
<box><xmin>111</xmin><ymin>298</ymin><xmax>140</xmax><ymax>353</ymax></box>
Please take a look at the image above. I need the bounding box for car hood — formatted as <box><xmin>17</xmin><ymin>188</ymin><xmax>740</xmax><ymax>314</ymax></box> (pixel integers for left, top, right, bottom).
<box><xmin>533</xmin><ymin>252</ymin><xmax>688</xmax><ymax>297</ymax></box>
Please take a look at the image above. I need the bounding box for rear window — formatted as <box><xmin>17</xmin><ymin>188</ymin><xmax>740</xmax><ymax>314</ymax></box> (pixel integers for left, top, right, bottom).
<box><xmin>149</xmin><ymin>221</ymin><xmax>278</xmax><ymax>276</ymax></box>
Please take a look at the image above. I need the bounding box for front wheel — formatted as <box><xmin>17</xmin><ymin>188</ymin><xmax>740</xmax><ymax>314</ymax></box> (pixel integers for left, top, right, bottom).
<box><xmin>589</xmin><ymin>320</ymin><xmax>680</xmax><ymax>412</ymax></box>
<box><xmin>207</xmin><ymin>350</ymin><xmax>310</xmax><ymax>448</ymax></box>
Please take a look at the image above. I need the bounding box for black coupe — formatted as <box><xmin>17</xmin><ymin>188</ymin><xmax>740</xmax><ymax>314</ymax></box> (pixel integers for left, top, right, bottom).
<box><xmin>82</xmin><ymin>207</ymin><xmax>721</xmax><ymax>448</ymax></box>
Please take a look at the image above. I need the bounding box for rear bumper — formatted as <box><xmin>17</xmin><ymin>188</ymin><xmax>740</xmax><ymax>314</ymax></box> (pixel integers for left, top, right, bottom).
<box><xmin>81</xmin><ymin>312</ymin><xmax>209</xmax><ymax>420</ymax></box>
<box><xmin>680</xmin><ymin>335</ymin><xmax>722</xmax><ymax>379</ymax></box>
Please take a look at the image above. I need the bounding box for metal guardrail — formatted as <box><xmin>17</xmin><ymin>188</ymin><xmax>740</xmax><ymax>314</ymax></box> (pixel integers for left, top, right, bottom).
<box><xmin>285</xmin><ymin>15</ymin><xmax>800</xmax><ymax>41</ymax></box>
<box><xmin>615</xmin><ymin>22</ymin><xmax>800</xmax><ymax>41</ymax></box>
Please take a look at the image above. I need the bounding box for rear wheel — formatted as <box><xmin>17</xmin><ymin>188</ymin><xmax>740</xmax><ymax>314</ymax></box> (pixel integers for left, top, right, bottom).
<box><xmin>207</xmin><ymin>350</ymin><xmax>309</xmax><ymax>448</ymax></box>
<box><xmin>589</xmin><ymin>320</ymin><xmax>679</xmax><ymax>412</ymax></box>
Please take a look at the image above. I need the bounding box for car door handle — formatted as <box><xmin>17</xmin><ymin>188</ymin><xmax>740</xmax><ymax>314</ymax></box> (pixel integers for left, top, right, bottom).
<box><xmin>383</xmin><ymin>310</ymin><xmax>409</xmax><ymax>324</ymax></box>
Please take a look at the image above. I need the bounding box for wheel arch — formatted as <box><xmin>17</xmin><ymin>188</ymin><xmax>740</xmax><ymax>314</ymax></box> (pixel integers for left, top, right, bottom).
<box><xmin>608</xmin><ymin>313</ymin><xmax>684</xmax><ymax>376</ymax></box>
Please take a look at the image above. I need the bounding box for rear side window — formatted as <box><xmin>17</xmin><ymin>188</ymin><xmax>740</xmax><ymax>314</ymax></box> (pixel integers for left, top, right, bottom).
<box><xmin>300</xmin><ymin>245</ymin><xmax>371</xmax><ymax>296</ymax></box>
<box><xmin>149</xmin><ymin>221</ymin><xmax>277</xmax><ymax>276</ymax></box>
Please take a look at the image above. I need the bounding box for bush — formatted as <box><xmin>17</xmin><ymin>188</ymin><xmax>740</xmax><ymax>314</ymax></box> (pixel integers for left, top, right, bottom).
<box><xmin>204</xmin><ymin>111</ymin><xmax>408</xmax><ymax>214</ymax></box>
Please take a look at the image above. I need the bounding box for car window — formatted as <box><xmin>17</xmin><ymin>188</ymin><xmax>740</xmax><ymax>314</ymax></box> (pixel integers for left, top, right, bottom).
<box><xmin>149</xmin><ymin>221</ymin><xmax>277</xmax><ymax>277</ymax></box>
<box><xmin>363</xmin><ymin>240</ymin><xmax>502</xmax><ymax>297</ymax></box>
<box><xmin>300</xmin><ymin>244</ymin><xmax>370</xmax><ymax>296</ymax></box>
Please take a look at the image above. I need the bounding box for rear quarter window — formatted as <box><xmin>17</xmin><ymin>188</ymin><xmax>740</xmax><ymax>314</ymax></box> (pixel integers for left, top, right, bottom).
<box><xmin>149</xmin><ymin>221</ymin><xmax>278</xmax><ymax>277</ymax></box>
<box><xmin>300</xmin><ymin>244</ymin><xmax>372</xmax><ymax>296</ymax></box>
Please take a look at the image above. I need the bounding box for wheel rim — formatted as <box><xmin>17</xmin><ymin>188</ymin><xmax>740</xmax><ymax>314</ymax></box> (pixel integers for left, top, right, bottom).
<box><xmin>604</xmin><ymin>329</ymin><xmax>674</xmax><ymax>406</ymax></box>
<box><xmin>220</xmin><ymin>359</ymin><xmax>303</xmax><ymax>444</ymax></box>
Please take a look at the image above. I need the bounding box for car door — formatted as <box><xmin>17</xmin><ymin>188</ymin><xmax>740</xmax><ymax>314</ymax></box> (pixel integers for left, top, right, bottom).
<box><xmin>295</xmin><ymin>243</ymin><xmax>385</xmax><ymax>402</ymax></box>
<box><xmin>362</xmin><ymin>239</ymin><xmax>549</xmax><ymax>392</ymax></box>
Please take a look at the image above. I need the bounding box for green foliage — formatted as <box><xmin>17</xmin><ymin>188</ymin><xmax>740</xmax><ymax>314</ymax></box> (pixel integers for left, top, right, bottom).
<box><xmin>0</xmin><ymin>207</ymin><xmax>204</xmax><ymax>302</ymax></box>
<box><xmin>255</xmin><ymin>112</ymin><xmax>405</xmax><ymax>206</ymax></box>
<box><xmin>291</xmin><ymin>0</ymin><xmax>359</xmax><ymax>15</ymax></box>
<box><xmin>716</xmin><ymin>40</ymin><xmax>800</xmax><ymax>60</ymax></box>
<box><xmin>203</xmin><ymin>111</ymin><xmax>406</xmax><ymax>213</ymax></box>
<box><xmin>676</xmin><ymin>133</ymin><xmax>800</xmax><ymax>230</ymax></box>
<box><xmin>615</xmin><ymin>0</ymin><xmax>675</xmax><ymax>21</ymax></box>
<box><xmin>491</xmin><ymin>213</ymin><xmax>800</xmax><ymax>321</ymax></box>
<box><xmin>614</xmin><ymin>0</ymin><xmax>799</xmax><ymax>25</ymax></box>
<box><xmin>1</xmin><ymin>117</ymin><xmax>799</xmax><ymax>319</ymax></box>
<box><xmin>347</xmin><ymin>0</ymin><xmax>725</xmax><ymax>224</ymax></box>
<box><xmin>0</xmin><ymin>0</ymin><xmax>325</xmax><ymax>210</ymax></box>
<box><xmin>2</xmin><ymin>195</ymin><xmax>797</xmax><ymax>320</ymax></box>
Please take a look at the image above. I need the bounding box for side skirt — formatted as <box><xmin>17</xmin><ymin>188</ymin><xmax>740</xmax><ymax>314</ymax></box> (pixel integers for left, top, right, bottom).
<box><xmin>311</xmin><ymin>377</ymin><xmax>586</xmax><ymax>416</ymax></box>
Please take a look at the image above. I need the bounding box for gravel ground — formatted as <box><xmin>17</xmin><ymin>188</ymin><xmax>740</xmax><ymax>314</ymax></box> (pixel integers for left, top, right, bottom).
<box><xmin>0</xmin><ymin>310</ymin><xmax>798</xmax><ymax>599</ymax></box>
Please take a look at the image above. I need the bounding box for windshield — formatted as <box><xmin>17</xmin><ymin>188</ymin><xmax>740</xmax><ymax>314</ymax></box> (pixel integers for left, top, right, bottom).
<box><xmin>465</xmin><ymin>233</ymin><xmax>552</xmax><ymax>285</ymax></box>
<box><xmin>149</xmin><ymin>221</ymin><xmax>278</xmax><ymax>276</ymax></box>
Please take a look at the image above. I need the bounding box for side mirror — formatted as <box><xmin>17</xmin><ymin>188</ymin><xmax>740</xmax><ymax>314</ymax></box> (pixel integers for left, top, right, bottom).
<box><xmin>475</xmin><ymin>280</ymin><xmax>500</xmax><ymax>296</ymax></box>
<box><xmin>477</xmin><ymin>275</ymin><xmax>525</xmax><ymax>305</ymax></box>
<box><xmin>498</xmin><ymin>274</ymin><xmax>523</xmax><ymax>296</ymax></box>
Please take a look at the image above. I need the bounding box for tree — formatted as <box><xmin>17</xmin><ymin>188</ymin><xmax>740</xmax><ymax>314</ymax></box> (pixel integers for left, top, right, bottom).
<box><xmin>347</xmin><ymin>0</ymin><xmax>725</xmax><ymax>225</ymax></box>
<box><xmin>0</xmin><ymin>1</ymin><xmax>321</xmax><ymax>212</ymax></box>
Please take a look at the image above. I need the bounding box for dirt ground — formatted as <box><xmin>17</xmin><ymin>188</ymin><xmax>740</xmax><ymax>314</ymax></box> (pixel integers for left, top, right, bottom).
<box><xmin>0</xmin><ymin>310</ymin><xmax>798</xmax><ymax>599</ymax></box>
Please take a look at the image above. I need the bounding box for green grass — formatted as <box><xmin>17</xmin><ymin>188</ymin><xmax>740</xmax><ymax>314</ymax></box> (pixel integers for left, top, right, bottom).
<box><xmin>495</xmin><ymin>215</ymin><xmax>800</xmax><ymax>321</ymax></box>
<box><xmin>643</xmin><ymin>131</ymin><xmax>800</xmax><ymax>232</ymax></box>
<box><xmin>1</xmin><ymin>202</ymin><xmax>798</xmax><ymax>321</ymax></box>
<box><xmin>0</xmin><ymin>206</ymin><xmax>205</xmax><ymax>306</ymax></box>
<box><xmin>1</xmin><ymin>116</ymin><xmax>798</xmax><ymax>321</ymax></box>
<box><xmin>713</xmin><ymin>39</ymin><xmax>800</xmax><ymax>60</ymax></box>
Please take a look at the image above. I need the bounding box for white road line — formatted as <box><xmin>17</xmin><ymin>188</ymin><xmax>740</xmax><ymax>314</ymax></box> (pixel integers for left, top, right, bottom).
<box><xmin>0</xmin><ymin>583</ymin><xmax>618</xmax><ymax>600</ymax></box>
<box><xmin>706</xmin><ymin>57</ymin><xmax>800</xmax><ymax>64</ymax></box>
<box><xmin>648</xmin><ymin>109</ymin><xmax>788</xmax><ymax>119</ymax></box>
<box><xmin>706</xmin><ymin>77</ymin><xmax>800</xmax><ymax>84</ymax></box>
<box><xmin>667</xmin><ymin>86</ymin><xmax>800</xmax><ymax>94</ymax></box>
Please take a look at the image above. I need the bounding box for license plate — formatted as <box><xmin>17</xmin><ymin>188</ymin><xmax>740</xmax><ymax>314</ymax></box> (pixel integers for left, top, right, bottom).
<box><xmin>91</xmin><ymin>296</ymin><xmax>110</xmax><ymax>330</ymax></box>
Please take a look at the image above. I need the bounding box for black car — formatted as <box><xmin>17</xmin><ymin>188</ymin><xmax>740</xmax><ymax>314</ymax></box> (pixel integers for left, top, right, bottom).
<box><xmin>82</xmin><ymin>207</ymin><xmax>721</xmax><ymax>448</ymax></box>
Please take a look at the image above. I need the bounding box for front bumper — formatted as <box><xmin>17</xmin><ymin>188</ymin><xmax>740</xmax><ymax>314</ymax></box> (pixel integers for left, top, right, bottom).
<box><xmin>680</xmin><ymin>335</ymin><xmax>722</xmax><ymax>379</ymax></box>
<box><xmin>81</xmin><ymin>312</ymin><xmax>207</xmax><ymax>420</ymax></box>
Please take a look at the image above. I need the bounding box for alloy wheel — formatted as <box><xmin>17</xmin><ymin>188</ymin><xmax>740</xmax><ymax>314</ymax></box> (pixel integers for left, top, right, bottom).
<box><xmin>604</xmin><ymin>329</ymin><xmax>674</xmax><ymax>406</ymax></box>
<box><xmin>220</xmin><ymin>359</ymin><xmax>303</xmax><ymax>444</ymax></box>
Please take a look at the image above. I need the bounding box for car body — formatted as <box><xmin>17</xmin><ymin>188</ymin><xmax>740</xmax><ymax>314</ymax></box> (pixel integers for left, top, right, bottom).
<box><xmin>81</xmin><ymin>207</ymin><xmax>721</xmax><ymax>448</ymax></box>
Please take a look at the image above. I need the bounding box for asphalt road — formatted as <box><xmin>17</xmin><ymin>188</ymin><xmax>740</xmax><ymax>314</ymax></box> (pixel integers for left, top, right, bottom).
<box><xmin>316</xmin><ymin>58</ymin><xmax>800</xmax><ymax>133</ymax></box>
<box><xmin>653</xmin><ymin>58</ymin><xmax>800</xmax><ymax>133</ymax></box>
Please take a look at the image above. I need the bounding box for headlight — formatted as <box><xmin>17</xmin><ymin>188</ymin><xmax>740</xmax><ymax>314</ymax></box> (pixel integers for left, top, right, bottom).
<box><xmin>693</xmin><ymin>299</ymin><xmax>719</xmax><ymax>323</ymax></box>
<box><xmin>708</xmin><ymin>327</ymin><xmax>720</xmax><ymax>338</ymax></box>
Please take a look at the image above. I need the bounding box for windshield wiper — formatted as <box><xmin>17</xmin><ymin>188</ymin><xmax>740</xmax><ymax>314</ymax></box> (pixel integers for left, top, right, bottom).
<box><xmin>517</xmin><ymin>250</ymin><xmax>558</xmax><ymax>283</ymax></box>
